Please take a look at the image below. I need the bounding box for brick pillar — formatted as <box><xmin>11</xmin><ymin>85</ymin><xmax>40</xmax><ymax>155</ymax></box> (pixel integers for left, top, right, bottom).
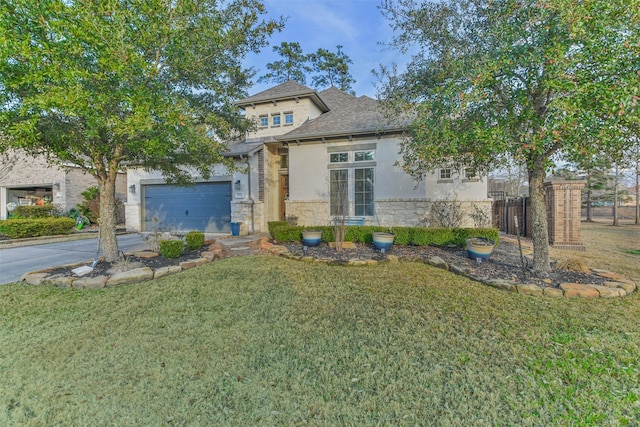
<box><xmin>544</xmin><ymin>180</ymin><xmax>586</xmax><ymax>251</ymax></box>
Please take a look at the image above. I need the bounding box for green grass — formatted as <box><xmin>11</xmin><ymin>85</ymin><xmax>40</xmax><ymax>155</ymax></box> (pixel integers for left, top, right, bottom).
<box><xmin>1</xmin><ymin>256</ymin><xmax>639</xmax><ymax>426</ymax></box>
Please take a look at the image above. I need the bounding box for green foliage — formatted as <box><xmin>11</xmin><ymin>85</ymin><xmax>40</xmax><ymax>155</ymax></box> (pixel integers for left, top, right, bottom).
<box><xmin>258</xmin><ymin>42</ymin><xmax>356</xmax><ymax>92</ymax></box>
<box><xmin>268</xmin><ymin>222</ymin><xmax>499</xmax><ymax>248</ymax></box>
<box><xmin>159</xmin><ymin>240</ymin><xmax>185</xmax><ymax>259</ymax></box>
<box><xmin>0</xmin><ymin>0</ymin><xmax>283</xmax><ymax>261</ymax></box>
<box><xmin>258</xmin><ymin>41</ymin><xmax>311</xmax><ymax>85</ymax></box>
<box><xmin>76</xmin><ymin>186</ymin><xmax>100</xmax><ymax>222</ymax></box>
<box><xmin>0</xmin><ymin>218</ymin><xmax>75</xmax><ymax>238</ymax></box>
<box><xmin>309</xmin><ymin>45</ymin><xmax>356</xmax><ymax>94</ymax></box>
<box><xmin>13</xmin><ymin>205</ymin><xmax>60</xmax><ymax>219</ymax></box>
<box><xmin>185</xmin><ymin>231</ymin><xmax>205</xmax><ymax>250</ymax></box>
<box><xmin>377</xmin><ymin>0</ymin><xmax>637</xmax><ymax>273</ymax></box>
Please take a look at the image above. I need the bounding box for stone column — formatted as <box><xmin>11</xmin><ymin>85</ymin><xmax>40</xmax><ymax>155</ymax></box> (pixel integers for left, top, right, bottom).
<box><xmin>544</xmin><ymin>180</ymin><xmax>586</xmax><ymax>251</ymax></box>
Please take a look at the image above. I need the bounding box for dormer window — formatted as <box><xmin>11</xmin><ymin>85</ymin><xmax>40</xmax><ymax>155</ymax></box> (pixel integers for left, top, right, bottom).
<box><xmin>272</xmin><ymin>113</ymin><xmax>281</xmax><ymax>127</ymax></box>
<box><xmin>284</xmin><ymin>111</ymin><xmax>294</xmax><ymax>125</ymax></box>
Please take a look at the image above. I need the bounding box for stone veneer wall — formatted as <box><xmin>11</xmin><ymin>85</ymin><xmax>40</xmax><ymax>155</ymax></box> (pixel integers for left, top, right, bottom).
<box><xmin>231</xmin><ymin>200</ymin><xmax>265</xmax><ymax>235</ymax></box>
<box><xmin>287</xmin><ymin>198</ymin><xmax>493</xmax><ymax>228</ymax></box>
<box><xmin>285</xmin><ymin>200</ymin><xmax>330</xmax><ymax>226</ymax></box>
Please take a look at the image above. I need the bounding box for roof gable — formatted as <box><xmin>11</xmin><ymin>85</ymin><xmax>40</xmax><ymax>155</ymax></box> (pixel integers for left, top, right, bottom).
<box><xmin>278</xmin><ymin>91</ymin><xmax>405</xmax><ymax>141</ymax></box>
<box><xmin>235</xmin><ymin>80</ymin><xmax>329</xmax><ymax>112</ymax></box>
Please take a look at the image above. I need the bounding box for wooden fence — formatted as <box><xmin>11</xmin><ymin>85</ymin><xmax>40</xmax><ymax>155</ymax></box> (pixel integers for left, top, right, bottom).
<box><xmin>492</xmin><ymin>197</ymin><xmax>532</xmax><ymax>237</ymax></box>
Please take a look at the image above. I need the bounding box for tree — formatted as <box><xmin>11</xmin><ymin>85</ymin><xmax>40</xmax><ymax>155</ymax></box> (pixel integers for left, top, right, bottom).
<box><xmin>257</xmin><ymin>41</ymin><xmax>311</xmax><ymax>85</ymax></box>
<box><xmin>560</xmin><ymin>153</ymin><xmax>612</xmax><ymax>222</ymax></box>
<box><xmin>310</xmin><ymin>45</ymin><xmax>356</xmax><ymax>94</ymax></box>
<box><xmin>378</xmin><ymin>0</ymin><xmax>639</xmax><ymax>275</ymax></box>
<box><xmin>0</xmin><ymin>0</ymin><xmax>282</xmax><ymax>261</ymax></box>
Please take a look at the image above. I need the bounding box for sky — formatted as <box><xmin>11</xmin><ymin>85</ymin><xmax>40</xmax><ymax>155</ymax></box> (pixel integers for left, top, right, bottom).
<box><xmin>244</xmin><ymin>0</ymin><xmax>404</xmax><ymax>98</ymax></box>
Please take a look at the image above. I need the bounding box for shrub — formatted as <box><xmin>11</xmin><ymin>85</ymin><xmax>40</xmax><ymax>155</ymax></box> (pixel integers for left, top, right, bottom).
<box><xmin>159</xmin><ymin>240</ymin><xmax>184</xmax><ymax>259</ymax></box>
<box><xmin>429</xmin><ymin>199</ymin><xmax>464</xmax><ymax>228</ymax></box>
<box><xmin>76</xmin><ymin>186</ymin><xmax>100</xmax><ymax>222</ymax></box>
<box><xmin>267</xmin><ymin>222</ymin><xmax>500</xmax><ymax>248</ymax></box>
<box><xmin>0</xmin><ymin>218</ymin><xmax>75</xmax><ymax>238</ymax></box>
<box><xmin>14</xmin><ymin>205</ymin><xmax>60</xmax><ymax>219</ymax></box>
<box><xmin>185</xmin><ymin>231</ymin><xmax>205</xmax><ymax>250</ymax></box>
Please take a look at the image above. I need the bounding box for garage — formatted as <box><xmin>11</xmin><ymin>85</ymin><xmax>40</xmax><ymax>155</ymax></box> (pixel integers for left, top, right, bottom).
<box><xmin>143</xmin><ymin>182</ymin><xmax>232</xmax><ymax>233</ymax></box>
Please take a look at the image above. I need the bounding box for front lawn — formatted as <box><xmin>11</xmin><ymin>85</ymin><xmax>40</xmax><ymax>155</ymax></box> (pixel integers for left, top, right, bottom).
<box><xmin>1</xmin><ymin>256</ymin><xmax>639</xmax><ymax>425</ymax></box>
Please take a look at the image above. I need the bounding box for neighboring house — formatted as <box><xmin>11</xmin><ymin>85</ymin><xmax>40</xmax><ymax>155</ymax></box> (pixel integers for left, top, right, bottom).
<box><xmin>125</xmin><ymin>81</ymin><xmax>490</xmax><ymax>234</ymax></box>
<box><xmin>0</xmin><ymin>149</ymin><xmax>127</xmax><ymax>220</ymax></box>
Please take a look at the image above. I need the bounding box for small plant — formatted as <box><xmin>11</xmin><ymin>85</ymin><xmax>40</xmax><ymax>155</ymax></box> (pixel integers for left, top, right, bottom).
<box><xmin>76</xmin><ymin>186</ymin><xmax>100</xmax><ymax>223</ymax></box>
<box><xmin>159</xmin><ymin>239</ymin><xmax>184</xmax><ymax>259</ymax></box>
<box><xmin>556</xmin><ymin>257</ymin><xmax>590</xmax><ymax>273</ymax></box>
<box><xmin>468</xmin><ymin>203</ymin><xmax>491</xmax><ymax>228</ymax></box>
<box><xmin>429</xmin><ymin>198</ymin><xmax>464</xmax><ymax>228</ymax></box>
<box><xmin>285</xmin><ymin>215</ymin><xmax>298</xmax><ymax>226</ymax></box>
<box><xmin>110</xmin><ymin>253</ymin><xmax>131</xmax><ymax>273</ymax></box>
<box><xmin>144</xmin><ymin>216</ymin><xmax>163</xmax><ymax>251</ymax></box>
<box><xmin>185</xmin><ymin>231</ymin><xmax>205</xmax><ymax>250</ymax></box>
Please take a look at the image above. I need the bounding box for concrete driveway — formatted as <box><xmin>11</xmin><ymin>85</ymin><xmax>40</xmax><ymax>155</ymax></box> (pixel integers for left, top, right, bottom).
<box><xmin>0</xmin><ymin>234</ymin><xmax>149</xmax><ymax>285</ymax></box>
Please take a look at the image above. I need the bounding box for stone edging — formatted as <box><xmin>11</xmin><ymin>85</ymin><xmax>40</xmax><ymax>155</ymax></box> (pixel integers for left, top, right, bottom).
<box><xmin>20</xmin><ymin>245</ymin><xmax>225</xmax><ymax>289</ymax></box>
<box><xmin>20</xmin><ymin>239</ymin><xmax>637</xmax><ymax>299</ymax></box>
<box><xmin>263</xmin><ymin>243</ymin><xmax>637</xmax><ymax>299</ymax></box>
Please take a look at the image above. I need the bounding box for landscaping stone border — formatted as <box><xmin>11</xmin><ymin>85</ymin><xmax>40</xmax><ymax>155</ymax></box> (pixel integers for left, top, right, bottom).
<box><xmin>259</xmin><ymin>240</ymin><xmax>638</xmax><ymax>299</ymax></box>
<box><xmin>21</xmin><ymin>237</ymin><xmax>637</xmax><ymax>299</ymax></box>
<box><xmin>20</xmin><ymin>244</ymin><xmax>224</xmax><ymax>289</ymax></box>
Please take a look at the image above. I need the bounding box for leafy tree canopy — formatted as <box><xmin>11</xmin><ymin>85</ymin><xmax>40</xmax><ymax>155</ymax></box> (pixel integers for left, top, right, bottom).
<box><xmin>378</xmin><ymin>0</ymin><xmax>639</xmax><ymax>273</ymax></box>
<box><xmin>0</xmin><ymin>0</ymin><xmax>283</xmax><ymax>261</ymax></box>
<box><xmin>310</xmin><ymin>45</ymin><xmax>356</xmax><ymax>94</ymax></box>
<box><xmin>258</xmin><ymin>42</ymin><xmax>357</xmax><ymax>93</ymax></box>
<box><xmin>257</xmin><ymin>41</ymin><xmax>311</xmax><ymax>85</ymax></box>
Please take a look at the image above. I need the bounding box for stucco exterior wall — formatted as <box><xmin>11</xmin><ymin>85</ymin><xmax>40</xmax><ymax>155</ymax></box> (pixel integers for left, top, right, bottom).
<box><xmin>285</xmin><ymin>136</ymin><xmax>490</xmax><ymax>228</ymax></box>
<box><xmin>245</xmin><ymin>98</ymin><xmax>323</xmax><ymax>139</ymax></box>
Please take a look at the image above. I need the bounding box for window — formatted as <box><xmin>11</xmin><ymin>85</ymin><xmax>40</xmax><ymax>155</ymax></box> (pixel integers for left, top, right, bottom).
<box><xmin>355</xmin><ymin>151</ymin><xmax>375</xmax><ymax>162</ymax></box>
<box><xmin>464</xmin><ymin>168</ymin><xmax>477</xmax><ymax>180</ymax></box>
<box><xmin>330</xmin><ymin>152</ymin><xmax>348</xmax><ymax>163</ymax></box>
<box><xmin>439</xmin><ymin>168</ymin><xmax>452</xmax><ymax>180</ymax></box>
<box><xmin>278</xmin><ymin>147</ymin><xmax>289</xmax><ymax>170</ymax></box>
<box><xmin>330</xmin><ymin>169</ymin><xmax>348</xmax><ymax>216</ymax></box>
<box><xmin>284</xmin><ymin>112</ymin><xmax>294</xmax><ymax>125</ymax></box>
<box><xmin>272</xmin><ymin>114</ymin><xmax>281</xmax><ymax>126</ymax></box>
<box><xmin>354</xmin><ymin>168</ymin><xmax>374</xmax><ymax>216</ymax></box>
<box><xmin>259</xmin><ymin>115</ymin><xmax>268</xmax><ymax>127</ymax></box>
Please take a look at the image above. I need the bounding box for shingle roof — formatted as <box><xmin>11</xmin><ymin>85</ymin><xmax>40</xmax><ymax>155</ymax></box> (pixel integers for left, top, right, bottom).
<box><xmin>235</xmin><ymin>80</ymin><xmax>329</xmax><ymax>112</ymax></box>
<box><xmin>278</xmin><ymin>91</ymin><xmax>405</xmax><ymax>141</ymax></box>
<box><xmin>317</xmin><ymin>87</ymin><xmax>357</xmax><ymax>110</ymax></box>
<box><xmin>224</xmin><ymin>138</ymin><xmax>271</xmax><ymax>157</ymax></box>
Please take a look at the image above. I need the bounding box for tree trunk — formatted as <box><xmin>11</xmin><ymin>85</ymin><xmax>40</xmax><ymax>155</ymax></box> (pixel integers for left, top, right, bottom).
<box><xmin>612</xmin><ymin>163</ymin><xmax>619</xmax><ymax>226</ymax></box>
<box><xmin>585</xmin><ymin>170</ymin><xmax>593</xmax><ymax>222</ymax></box>
<box><xmin>635</xmin><ymin>158</ymin><xmax>640</xmax><ymax>225</ymax></box>
<box><xmin>98</xmin><ymin>177</ymin><xmax>120</xmax><ymax>262</ymax></box>
<box><xmin>528</xmin><ymin>164</ymin><xmax>551</xmax><ymax>275</ymax></box>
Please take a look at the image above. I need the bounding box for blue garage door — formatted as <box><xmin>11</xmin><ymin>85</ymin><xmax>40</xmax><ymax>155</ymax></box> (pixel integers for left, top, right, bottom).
<box><xmin>143</xmin><ymin>182</ymin><xmax>232</xmax><ymax>232</ymax></box>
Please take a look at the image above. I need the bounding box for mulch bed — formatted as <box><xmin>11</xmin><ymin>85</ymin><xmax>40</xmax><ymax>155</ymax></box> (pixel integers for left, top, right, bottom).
<box><xmin>41</xmin><ymin>234</ymin><xmax>606</xmax><ymax>289</ymax></box>
<box><xmin>283</xmin><ymin>237</ymin><xmax>606</xmax><ymax>288</ymax></box>
<box><xmin>44</xmin><ymin>245</ymin><xmax>219</xmax><ymax>279</ymax></box>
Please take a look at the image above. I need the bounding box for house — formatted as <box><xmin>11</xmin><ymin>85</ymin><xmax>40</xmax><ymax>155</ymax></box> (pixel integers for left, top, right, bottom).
<box><xmin>0</xmin><ymin>149</ymin><xmax>127</xmax><ymax>220</ymax></box>
<box><xmin>125</xmin><ymin>81</ymin><xmax>490</xmax><ymax>234</ymax></box>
